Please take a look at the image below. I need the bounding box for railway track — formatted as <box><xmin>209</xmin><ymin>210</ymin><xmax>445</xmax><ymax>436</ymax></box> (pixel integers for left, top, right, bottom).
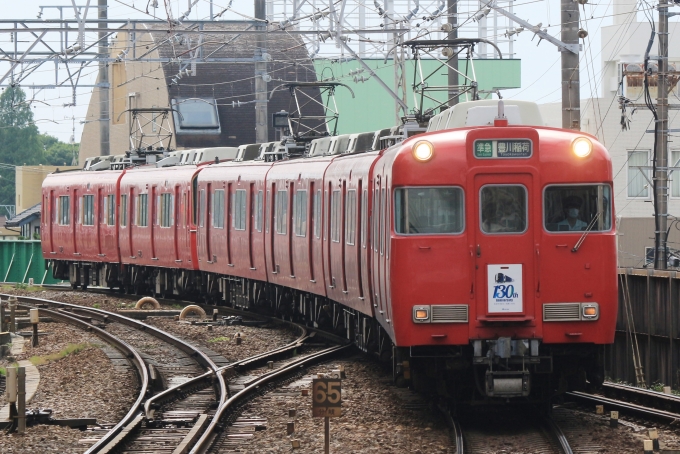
<box><xmin>442</xmin><ymin>406</ymin><xmax>573</xmax><ymax>454</ymax></box>
<box><xmin>3</xmin><ymin>291</ymin><xmax>349</xmax><ymax>453</ymax></box>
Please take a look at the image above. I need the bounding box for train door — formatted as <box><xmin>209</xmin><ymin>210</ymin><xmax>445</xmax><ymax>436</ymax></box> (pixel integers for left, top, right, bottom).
<box><xmin>473</xmin><ymin>173</ymin><xmax>535</xmax><ymax>321</ymax></box>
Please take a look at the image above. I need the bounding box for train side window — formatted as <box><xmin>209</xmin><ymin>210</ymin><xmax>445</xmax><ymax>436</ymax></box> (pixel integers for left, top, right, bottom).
<box><xmin>346</xmin><ymin>190</ymin><xmax>357</xmax><ymax>245</ymax></box>
<box><xmin>107</xmin><ymin>195</ymin><xmax>115</xmax><ymax>225</ymax></box>
<box><xmin>254</xmin><ymin>190</ymin><xmax>263</xmax><ymax>232</ymax></box>
<box><xmin>199</xmin><ymin>189</ymin><xmax>205</xmax><ymax>228</ymax></box>
<box><xmin>380</xmin><ymin>188</ymin><xmax>386</xmax><ymax>255</ymax></box>
<box><xmin>294</xmin><ymin>190</ymin><xmax>307</xmax><ymax>237</ymax></box>
<box><xmin>161</xmin><ymin>193</ymin><xmax>174</xmax><ymax>228</ymax></box>
<box><xmin>234</xmin><ymin>189</ymin><xmax>246</xmax><ymax>230</ymax></box>
<box><xmin>137</xmin><ymin>194</ymin><xmax>149</xmax><ymax>227</ymax></box>
<box><xmin>394</xmin><ymin>187</ymin><xmax>464</xmax><ymax>235</ymax></box>
<box><xmin>331</xmin><ymin>190</ymin><xmax>341</xmax><ymax>242</ymax></box>
<box><xmin>82</xmin><ymin>195</ymin><xmax>95</xmax><ymax>226</ymax></box>
<box><xmin>480</xmin><ymin>185</ymin><xmax>527</xmax><ymax>234</ymax></box>
<box><xmin>191</xmin><ymin>176</ymin><xmax>198</xmax><ymax>226</ymax></box>
<box><xmin>58</xmin><ymin>196</ymin><xmax>70</xmax><ymax>225</ymax></box>
<box><xmin>275</xmin><ymin>189</ymin><xmax>288</xmax><ymax>234</ymax></box>
<box><xmin>361</xmin><ymin>189</ymin><xmax>367</xmax><ymax>248</ymax></box>
<box><xmin>120</xmin><ymin>195</ymin><xmax>127</xmax><ymax>226</ymax></box>
<box><xmin>373</xmin><ymin>188</ymin><xmax>379</xmax><ymax>252</ymax></box>
<box><xmin>211</xmin><ymin>189</ymin><xmax>225</xmax><ymax>229</ymax></box>
<box><xmin>544</xmin><ymin>185</ymin><xmax>612</xmax><ymax>232</ymax></box>
<box><xmin>314</xmin><ymin>189</ymin><xmax>321</xmax><ymax>239</ymax></box>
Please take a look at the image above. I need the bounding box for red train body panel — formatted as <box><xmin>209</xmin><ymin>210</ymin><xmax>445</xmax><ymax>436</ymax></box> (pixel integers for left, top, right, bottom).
<box><xmin>42</xmin><ymin>104</ymin><xmax>617</xmax><ymax>401</ymax></box>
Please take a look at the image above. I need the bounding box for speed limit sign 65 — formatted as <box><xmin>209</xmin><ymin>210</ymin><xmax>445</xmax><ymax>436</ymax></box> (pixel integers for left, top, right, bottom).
<box><xmin>312</xmin><ymin>378</ymin><xmax>342</xmax><ymax>417</ymax></box>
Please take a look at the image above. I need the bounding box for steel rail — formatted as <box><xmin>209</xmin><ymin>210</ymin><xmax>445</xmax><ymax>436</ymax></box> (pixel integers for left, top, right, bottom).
<box><xmin>544</xmin><ymin>415</ymin><xmax>574</xmax><ymax>454</ymax></box>
<box><xmin>1</xmin><ymin>293</ymin><xmax>227</xmax><ymax>453</ymax></box>
<box><xmin>191</xmin><ymin>343</ymin><xmax>351</xmax><ymax>454</ymax></box>
<box><xmin>602</xmin><ymin>381</ymin><xmax>680</xmax><ymax>413</ymax></box>
<box><xmin>13</xmin><ymin>303</ymin><xmax>150</xmax><ymax>451</ymax></box>
<box><xmin>566</xmin><ymin>391</ymin><xmax>680</xmax><ymax>423</ymax></box>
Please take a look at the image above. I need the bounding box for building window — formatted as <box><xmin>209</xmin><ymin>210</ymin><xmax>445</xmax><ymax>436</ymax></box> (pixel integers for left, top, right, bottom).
<box><xmin>234</xmin><ymin>189</ymin><xmax>247</xmax><ymax>230</ymax></box>
<box><xmin>294</xmin><ymin>190</ymin><xmax>307</xmax><ymax>237</ymax></box>
<box><xmin>253</xmin><ymin>190</ymin><xmax>263</xmax><ymax>232</ymax></box>
<box><xmin>120</xmin><ymin>195</ymin><xmax>127</xmax><ymax>226</ymax></box>
<box><xmin>137</xmin><ymin>193</ymin><xmax>148</xmax><ymax>227</ymax></box>
<box><xmin>331</xmin><ymin>190</ymin><xmax>341</xmax><ymax>243</ymax></box>
<box><xmin>628</xmin><ymin>150</ymin><xmax>650</xmax><ymax>198</ymax></box>
<box><xmin>160</xmin><ymin>193</ymin><xmax>174</xmax><ymax>227</ymax></box>
<box><xmin>275</xmin><ymin>190</ymin><xmax>288</xmax><ymax>234</ymax></box>
<box><xmin>82</xmin><ymin>195</ymin><xmax>95</xmax><ymax>226</ymax></box>
<box><xmin>58</xmin><ymin>196</ymin><xmax>70</xmax><ymax>225</ymax></box>
<box><xmin>346</xmin><ymin>190</ymin><xmax>357</xmax><ymax>245</ymax></box>
<box><xmin>671</xmin><ymin>150</ymin><xmax>680</xmax><ymax>197</ymax></box>
<box><xmin>171</xmin><ymin>98</ymin><xmax>221</xmax><ymax>134</ymax></box>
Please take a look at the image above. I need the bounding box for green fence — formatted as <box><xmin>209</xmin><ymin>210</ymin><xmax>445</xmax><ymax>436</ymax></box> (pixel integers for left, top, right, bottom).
<box><xmin>0</xmin><ymin>240</ymin><xmax>61</xmax><ymax>285</ymax></box>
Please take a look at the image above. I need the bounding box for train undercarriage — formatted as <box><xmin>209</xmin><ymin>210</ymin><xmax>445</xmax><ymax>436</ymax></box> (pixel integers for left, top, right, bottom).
<box><xmin>51</xmin><ymin>259</ymin><xmax>606</xmax><ymax>405</ymax></box>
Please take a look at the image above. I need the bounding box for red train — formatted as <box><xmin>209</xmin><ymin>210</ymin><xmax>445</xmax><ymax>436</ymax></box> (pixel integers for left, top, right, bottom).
<box><xmin>41</xmin><ymin>100</ymin><xmax>617</xmax><ymax>403</ymax></box>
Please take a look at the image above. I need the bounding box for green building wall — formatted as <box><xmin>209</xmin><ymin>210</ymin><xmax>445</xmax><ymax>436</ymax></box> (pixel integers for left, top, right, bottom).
<box><xmin>314</xmin><ymin>59</ymin><xmax>521</xmax><ymax>135</ymax></box>
<box><xmin>0</xmin><ymin>240</ymin><xmax>61</xmax><ymax>285</ymax></box>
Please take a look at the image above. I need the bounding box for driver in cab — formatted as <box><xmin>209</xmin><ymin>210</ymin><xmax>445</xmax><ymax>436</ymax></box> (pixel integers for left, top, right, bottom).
<box><xmin>558</xmin><ymin>195</ymin><xmax>588</xmax><ymax>231</ymax></box>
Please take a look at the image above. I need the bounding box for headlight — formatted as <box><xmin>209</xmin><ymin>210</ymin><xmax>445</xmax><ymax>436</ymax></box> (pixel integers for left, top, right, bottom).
<box><xmin>572</xmin><ymin>137</ymin><xmax>592</xmax><ymax>158</ymax></box>
<box><xmin>581</xmin><ymin>303</ymin><xmax>599</xmax><ymax>320</ymax></box>
<box><xmin>413</xmin><ymin>305</ymin><xmax>430</xmax><ymax>323</ymax></box>
<box><xmin>412</xmin><ymin>141</ymin><xmax>434</xmax><ymax>162</ymax></box>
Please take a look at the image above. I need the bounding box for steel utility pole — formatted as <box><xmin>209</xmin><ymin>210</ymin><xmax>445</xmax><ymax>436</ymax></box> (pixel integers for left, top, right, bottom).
<box><xmin>448</xmin><ymin>0</ymin><xmax>459</xmax><ymax>106</ymax></box>
<box><xmin>561</xmin><ymin>0</ymin><xmax>580</xmax><ymax>130</ymax></box>
<box><xmin>254</xmin><ymin>0</ymin><xmax>268</xmax><ymax>143</ymax></box>
<box><xmin>98</xmin><ymin>0</ymin><xmax>110</xmax><ymax>157</ymax></box>
<box><xmin>654</xmin><ymin>0</ymin><xmax>670</xmax><ymax>269</ymax></box>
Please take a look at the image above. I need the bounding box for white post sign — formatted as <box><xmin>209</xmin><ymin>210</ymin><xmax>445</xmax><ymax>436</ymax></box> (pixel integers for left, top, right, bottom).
<box><xmin>487</xmin><ymin>264</ymin><xmax>523</xmax><ymax>313</ymax></box>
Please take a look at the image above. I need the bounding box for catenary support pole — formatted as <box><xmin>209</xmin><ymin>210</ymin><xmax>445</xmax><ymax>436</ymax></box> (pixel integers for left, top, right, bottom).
<box><xmin>254</xmin><ymin>0</ymin><xmax>268</xmax><ymax>143</ymax></box>
<box><xmin>654</xmin><ymin>0</ymin><xmax>669</xmax><ymax>269</ymax></box>
<box><xmin>561</xmin><ymin>0</ymin><xmax>580</xmax><ymax>130</ymax></box>
<box><xmin>448</xmin><ymin>0</ymin><xmax>459</xmax><ymax>106</ymax></box>
<box><xmin>98</xmin><ymin>0</ymin><xmax>110</xmax><ymax>157</ymax></box>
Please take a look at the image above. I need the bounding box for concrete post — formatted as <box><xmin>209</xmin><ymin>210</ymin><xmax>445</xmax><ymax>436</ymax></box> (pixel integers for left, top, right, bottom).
<box><xmin>561</xmin><ymin>0</ymin><xmax>580</xmax><ymax>130</ymax></box>
<box><xmin>98</xmin><ymin>0</ymin><xmax>110</xmax><ymax>157</ymax></box>
<box><xmin>654</xmin><ymin>0</ymin><xmax>669</xmax><ymax>269</ymax></box>
<box><xmin>8</xmin><ymin>296</ymin><xmax>17</xmax><ymax>333</ymax></box>
<box><xmin>17</xmin><ymin>366</ymin><xmax>25</xmax><ymax>433</ymax></box>
<box><xmin>254</xmin><ymin>0</ymin><xmax>268</xmax><ymax>143</ymax></box>
<box><xmin>448</xmin><ymin>0</ymin><xmax>458</xmax><ymax>106</ymax></box>
<box><xmin>0</xmin><ymin>298</ymin><xmax>5</xmax><ymax>332</ymax></box>
<box><xmin>30</xmin><ymin>308</ymin><xmax>39</xmax><ymax>347</ymax></box>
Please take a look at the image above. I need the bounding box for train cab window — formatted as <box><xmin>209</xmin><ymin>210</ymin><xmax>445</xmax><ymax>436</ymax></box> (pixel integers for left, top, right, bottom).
<box><xmin>480</xmin><ymin>185</ymin><xmax>527</xmax><ymax>234</ymax></box>
<box><xmin>346</xmin><ymin>190</ymin><xmax>357</xmax><ymax>245</ymax></box>
<box><xmin>58</xmin><ymin>196</ymin><xmax>70</xmax><ymax>225</ymax></box>
<box><xmin>253</xmin><ymin>190</ymin><xmax>263</xmax><ymax>232</ymax></box>
<box><xmin>331</xmin><ymin>190</ymin><xmax>341</xmax><ymax>242</ymax></box>
<box><xmin>275</xmin><ymin>190</ymin><xmax>288</xmax><ymax>234</ymax></box>
<box><xmin>394</xmin><ymin>187</ymin><xmax>464</xmax><ymax>234</ymax></box>
<box><xmin>544</xmin><ymin>185</ymin><xmax>612</xmax><ymax>232</ymax></box>
<box><xmin>106</xmin><ymin>195</ymin><xmax>115</xmax><ymax>225</ymax></box>
<box><xmin>137</xmin><ymin>194</ymin><xmax>148</xmax><ymax>227</ymax></box>
<box><xmin>160</xmin><ymin>193</ymin><xmax>174</xmax><ymax>228</ymax></box>
<box><xmin>294</xmin><ymin>190</ymin><xmax>307</xmax><ymax>237</ymax></box>
<box><xmin>120</xmin><ymin>195</ymin><xmax>128</xmax><ymax>226</ymax></box>
<box><xmin>82</xmin><ymin>195</ymin><xmax>95</xmax><ymax>226</ymax></box>
<box><xmin>314</xmin><ymin>189</ymin><xmax>321</xmax><ymax>239</ymax></box>
<box><xmin>233</xmin><ymin>189</ymin><xmax>246</xmax><ymax>230</ymax></box>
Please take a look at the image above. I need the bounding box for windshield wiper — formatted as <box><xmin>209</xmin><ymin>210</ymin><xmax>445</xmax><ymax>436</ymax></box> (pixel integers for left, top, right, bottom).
<box><xmin>572</xmin><ymin>213</ymin><xmax>601</xmax><ymax>253</ymax></box>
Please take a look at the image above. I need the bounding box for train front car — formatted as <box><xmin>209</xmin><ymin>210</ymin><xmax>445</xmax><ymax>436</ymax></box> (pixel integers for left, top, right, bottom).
<box><xmin>382</xmin><ymin>102</ymin><xmax>617</xmax><ymax>403</ymax></box>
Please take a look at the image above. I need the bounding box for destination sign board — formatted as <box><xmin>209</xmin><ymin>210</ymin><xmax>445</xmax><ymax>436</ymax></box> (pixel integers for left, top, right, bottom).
<box><xmin>474</xmin><ymin>139</ymin><xmax>533</xmax><ymax>159</ymax></box>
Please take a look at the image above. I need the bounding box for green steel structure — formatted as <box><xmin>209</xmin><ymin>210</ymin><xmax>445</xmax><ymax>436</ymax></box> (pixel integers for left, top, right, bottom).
<box><xmin>0</xmin><ymin>240</ymin><xmax>61</xmax><ymax>285</ymax></box>
<box><xmin>314</xmin><ymin>59</ymin><xmax>521</xmax><ymax>135</ymax></box>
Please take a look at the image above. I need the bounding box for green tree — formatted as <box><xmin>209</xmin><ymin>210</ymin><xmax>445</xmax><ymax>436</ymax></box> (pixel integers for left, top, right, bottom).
<box><xmin>0</xmin><ymin>86</ymin><xmax>43</xmax><ymax>205</ymax></box>
<box><xmin>40</xmin><ymin>134</ymin><xmax>78</xmax><ymax>166</ymax></box>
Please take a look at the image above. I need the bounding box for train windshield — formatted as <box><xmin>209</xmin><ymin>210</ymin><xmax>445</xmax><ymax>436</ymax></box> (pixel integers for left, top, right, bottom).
<box><xmin>544</xmin><ymin>185</ymin><xmax>612</xmax><ymax>232</ymax></box>
<box><xmin>394</xmin><ymin>187</ymin><xmax>464</xmax><ymax>234</ymax></box>
<box><xmin>480</xmin><ymin>185</ymin><xmax>527</xmax><ymax>234</ymax></box>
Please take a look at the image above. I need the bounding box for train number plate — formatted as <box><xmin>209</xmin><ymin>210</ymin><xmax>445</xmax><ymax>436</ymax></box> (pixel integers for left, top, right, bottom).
<box><xmin>487</xmin><ymin>264</ymin><xmax>523</xmax><ymax>313</ymax></box>
<box><xmin>474</xmin><ymin>139</ymin><xmax>532</xmax><ymax>158</ymax></box>
<box><xmin>312</xmin><ymin>378</ymin><xmax>342</xmax><ymax>418</ymax></box>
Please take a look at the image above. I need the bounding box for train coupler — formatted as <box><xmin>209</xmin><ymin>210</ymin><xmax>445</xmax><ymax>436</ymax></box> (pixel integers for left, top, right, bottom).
<box><xmin>485</xmin><ymin>370</ymin><xmax>531</xmax><ymax>397</ymax></box>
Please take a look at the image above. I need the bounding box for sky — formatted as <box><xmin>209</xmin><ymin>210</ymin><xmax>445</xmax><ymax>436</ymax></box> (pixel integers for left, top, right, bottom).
<box><xmin>2</xmin><ymin>0</ymin><xmax>677</xmax><ymax>143</ymax></box>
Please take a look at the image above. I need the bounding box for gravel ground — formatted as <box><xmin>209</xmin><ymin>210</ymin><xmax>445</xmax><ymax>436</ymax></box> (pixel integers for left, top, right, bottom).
<box><xmin>1</xmin><ymin>287</ymin><xmax>142</xmax><ymax>313</ymax></box>
<box><xmin>145</xmin><ymin>316</ymin><xmax>301</xmax><ymax>362</ymax></box>
<box><xmin>0</xmin><ymin>321</ymin><xmax>137</xmax><ymax>453</ymax></box>
<box><xmin>230</xmin><ymin>355</ymin><xmax>453</xmax><ymax>453</ymax></box>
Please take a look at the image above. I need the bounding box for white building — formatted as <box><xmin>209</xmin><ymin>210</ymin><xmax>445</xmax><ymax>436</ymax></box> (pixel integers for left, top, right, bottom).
<box><xmin>540</xmin><ymin>0</ymin><xmax>680</xmax><ymax>267</ymax></box>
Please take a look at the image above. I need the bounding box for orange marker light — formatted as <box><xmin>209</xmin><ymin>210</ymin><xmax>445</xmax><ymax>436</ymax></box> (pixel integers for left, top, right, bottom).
<box><xmin>583</xmin><ymin>307</ymin><xmax>597</xmax><ymax>316</ymax></box>
<box><xmin>415</xmin><ymin>309</ymin><xmax>429</xmax><ymax>319</ymax></box>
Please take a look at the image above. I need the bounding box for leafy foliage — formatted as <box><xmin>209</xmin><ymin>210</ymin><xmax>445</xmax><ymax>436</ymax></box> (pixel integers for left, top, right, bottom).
<box><xmin>0</xmin><ymin>86</ymin><xmax>78</xmax><ymax>206</ymax></box>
